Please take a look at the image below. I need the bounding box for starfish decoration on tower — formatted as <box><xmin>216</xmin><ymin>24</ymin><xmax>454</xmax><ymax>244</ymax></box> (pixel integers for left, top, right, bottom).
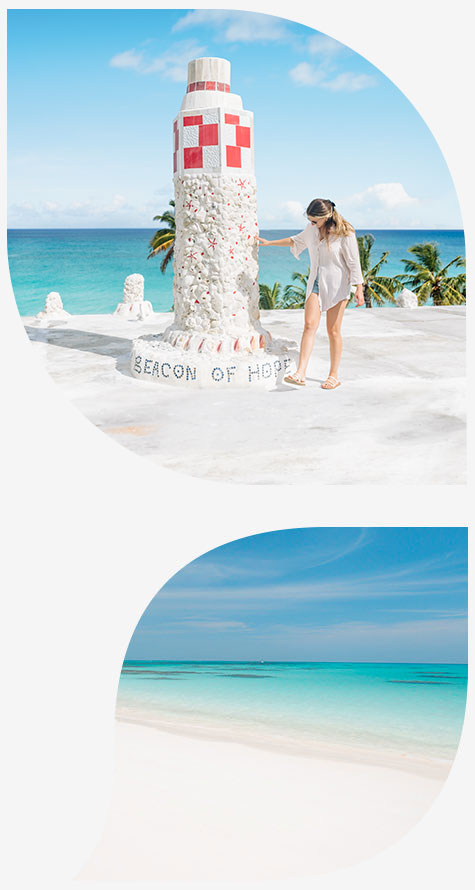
<box><xmin>237</xmin><ymin>178</ymin><xmax>247</xmax><ymax>189</ymax></box>
<box><xmin>186</xmin><ymin>251</ymin><xmax>198</xmax><ymax>261</ymax></box>
<box><xmin>207</xmin><ymin>237</ymin><xmax>217</xmax><ymax>250</ymax></box>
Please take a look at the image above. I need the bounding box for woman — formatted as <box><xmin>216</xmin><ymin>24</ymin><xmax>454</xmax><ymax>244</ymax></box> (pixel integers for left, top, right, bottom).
<box><xmin>258</xmin><ymin>198</ymin><xmax>365</xmax><ymax>389</ymax></box>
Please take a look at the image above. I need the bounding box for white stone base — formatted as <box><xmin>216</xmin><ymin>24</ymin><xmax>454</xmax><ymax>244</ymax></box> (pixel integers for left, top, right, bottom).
<box><xmin>130</xmin><ymin>334</ymin><xmax>297</xmax><ymax>389</ymax></box>
<box><xmin>114</xmin><ymin>300</ymin><xmax>154</xmax><ymax>320</ymax></box>
<box><xmin>33</xmin><ymin>309</ymin><xmax>71</xmax><ymax>327</ymax></box>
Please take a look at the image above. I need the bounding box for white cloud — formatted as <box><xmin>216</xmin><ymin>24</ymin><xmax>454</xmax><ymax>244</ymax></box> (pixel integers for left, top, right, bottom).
<box><xmin>144</xmin><ymin>40</ymin><xmax>207</xmax><ymax>81</ymax></box>
<box><xmin>109</xmin><ymin>49</ymin><xmax>143</xmax><ymax>70</ymax></box>
<box><xmin>161</xmin><ymin>569</ymin><xmax>465</xmax><ymax>607</ymax></box>
<box><xmin>134</xmin><ymin>613</ymin><xmax>467</xmax><ymax>662</ymax></box>
<box><xmin>7</xmin><ymin>193</ymin><xmax>168</xmax><ymax>228</ymax></box>
<box><xmin>266</xmin><ymin>617</ymin><xmax>467</xmax><ymax>660</ymax></box>
<box><xmin>325</xmin><ymin>72</ymin><xmax>376</xmax><ymax>91</ymax></box>
<box><xmin>290</xmin><ymin>62</ymin><xmax>376</xmax><ymax>91</ymax></box>
<box><xmin>289</xmin><ymin>62</ymin><xmax>325</xmax><ymax>87</ymax></box>
<box><xmin>341</xmin><ymin>182</ymin><xmax>421</xmax><ymax>227</ymax></box>
<box><xmin>307</xmin><ymin>34</ymin><xmax>344</xmax><ymax>56</ymax></box>
<box><xmin>180</xmin><ymin>620</ymin><xmax>248</xmax><ymax>630</ymax></box>
<box><xmin>108</xmin><ymin>40</ymin><xmax>206</xmax><ymax>82</ymax></box>
<box><xmin>379</xmin><ymin>608</ymin><xmax>467</xmax><ymax>617</ymax></box>
<box><xmin>260</xmin><ymin>188</ymin><xmax>433</xmax><ymax>227</ymax></box>
<box><xmin>173</xmin><ymin>529</ymin><xmax>370</xmax><ymax>589</ymax></box>
<box><xmin>280</xmin><ymin>200</ymin><xmax>306</xmax><ymax>222</ymax></box>
<box><xmin>172</xmin><ymin>10</ymin><xmax>289</xmax><ymax>43</ymax></box>
<box><xmin>346</xmin><ymin>182</ymin><xmax>418</xmax><ymax>210</ymax></box>
<box><xmin>108</xmin><ymin>194</ymin><xmax>127</xmax><ymax>209</ymax></box>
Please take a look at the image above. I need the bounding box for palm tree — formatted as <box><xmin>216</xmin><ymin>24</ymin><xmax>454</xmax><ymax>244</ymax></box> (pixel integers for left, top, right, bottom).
<box><xmin>397</xmin><ymin>242</ymin><xmax>466</xmax><ymax>305</ymax></box>
<box><xmin>148</xmin><ymin>200</ymin><xmax>176</xmax><ymax>272</ymax></box>
<box><xmin>259</xmin><ymin>281</ymin><xmax>283</xmax><ymax>309</ymax></box>
<box><xmin>356</xmin><ymin>234</ymin><xmax>396</xmax><ymax>308</ymax></box>
<box><xmin>451</xmin><ymin>271</ymin><xmax>466</xmax><ymax>302</ymax></box>
<box><xmin>282</xmin><ymin>267</ymin><xmax>310</xmax><ymax>309</ymax></box>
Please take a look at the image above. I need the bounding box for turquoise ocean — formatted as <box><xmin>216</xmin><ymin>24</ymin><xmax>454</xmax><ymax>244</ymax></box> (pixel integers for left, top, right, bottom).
<box><xmin>7</xmin><ymin>228</ymin><xmax>465</xmax><ymax>317</ymax></box>
<box><xmin>117</xmin><ymin>661</ymin><xmax>467</xmax><ymax>767</ymax></box>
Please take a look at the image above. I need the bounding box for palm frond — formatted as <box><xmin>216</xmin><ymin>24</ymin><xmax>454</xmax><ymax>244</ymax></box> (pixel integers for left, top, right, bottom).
<box><xmin>148</xmin><ymin>228</ymin><xmax>175</xmax><ymax>246</ymax></box>
<box><xmin>152</xmin><ymin>211</ymin><xmax>176</xmax><ymax>228</ymax></box>
<box><xmin>149</xmin><ymin>198</ymin><xmax>176</xmax><ymax>270</ymax></box>
<box><xmin>282</xmin><ymin>266</ymin><xmax>309</xmax><ymax>308</ymax></box>
<box><xmin>438</xmin><ymin>255</ymin><xmax>464</xmax><ymax>276</ymax></box>
<box><xmin>259</xmin><ymin>281</ymin><xmax>282</xmax><ymax>310</ymax></box>
<box><xmin>366</xmin><ymin>251</ymin><xmax>389</xmax><ymax>278</ymax></box>
<box><xmin>369</xmin><ymin>278</ymin><xmax>397</xmax><ymax>304</ymax></box>
<box><xmin>160</xmin><ymin>244</ymin><xmax>175</xmax><ymax>274</ymax></box>
<box><xmin>406</xmin><ymin>242</ymin><xmax>441</xmax><ymax>275</ymax></box>
<box><xmin>147</xmin><ymin>235</ymin><xmax>175</xmax><ymax>259</ymax></box>
<box><xmin>415</xmin><ymin>280</ymin><xmax>433</xmax><ymax>305</ymax></box>
<box><xmin>400</xmin><ymin>259</ymin><xmax>431</xmax><ymax>276</ymax></box>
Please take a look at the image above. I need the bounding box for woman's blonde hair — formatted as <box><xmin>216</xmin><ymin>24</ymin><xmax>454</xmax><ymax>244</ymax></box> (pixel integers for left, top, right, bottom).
<box><xmin>306</xmin><ymin>198</ymin><xmax>354</xmax><ymax>244</ymax></box>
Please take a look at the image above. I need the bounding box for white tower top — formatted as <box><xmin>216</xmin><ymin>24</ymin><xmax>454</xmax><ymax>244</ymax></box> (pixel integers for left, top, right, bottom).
<box><xmin>187</xmin><ymin>57</ymin><xmax>230</xmax><ymax>87</ymax></box>
<box><xmin>180</xmin><ymin>56</ymin><xmax>242</xmax><ymax>111</ymax></box>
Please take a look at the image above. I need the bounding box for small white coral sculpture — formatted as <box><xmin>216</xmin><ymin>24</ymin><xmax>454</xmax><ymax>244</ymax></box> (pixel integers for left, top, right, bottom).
<box><xmin>114</xmin><ymin>273</ymin><xmax>154</xmax><ymax>320</ymax></box>
<box><xmin>396</xmin><ymin>287</ymin><xmax>418</xmax><ymax>309</ymax></box>
<box><xmin>35</xmin><ymin>291</ymin><xmax>71</xmax><ymax>326</ymax></box>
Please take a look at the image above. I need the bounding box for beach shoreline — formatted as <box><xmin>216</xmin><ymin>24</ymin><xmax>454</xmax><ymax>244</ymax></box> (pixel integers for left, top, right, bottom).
<box><xmin>115</xmin><ymin>710</ymin><xmax>453</xmax><ymax>781</ymax></box>
<box><xmin>80</xmin><ymin>719</ymin><xmax>446</xmax><ymax>881</ymax></box>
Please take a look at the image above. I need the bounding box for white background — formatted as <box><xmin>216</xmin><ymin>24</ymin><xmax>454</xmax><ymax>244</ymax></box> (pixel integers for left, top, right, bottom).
<box><xmin>1</xmin><ymin>1</ymin><xmax>473</xmax><ymax>888</ymax></box>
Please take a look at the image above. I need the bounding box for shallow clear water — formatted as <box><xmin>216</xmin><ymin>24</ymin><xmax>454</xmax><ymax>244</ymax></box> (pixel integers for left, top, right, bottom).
<box><xmin>117</xmin><ymin>661</ymin><xmax>467</xmax><ymax>763</ymax></box>
<box><xmin>8</xmin><ymin>228</ymin><xmax>465</xmax><ymax>316</ymax></box>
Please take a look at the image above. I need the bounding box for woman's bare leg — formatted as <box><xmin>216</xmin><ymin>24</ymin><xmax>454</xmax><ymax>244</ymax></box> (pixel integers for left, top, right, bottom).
<box><xmin>323</xmin><ymin>299</ymin><xmax>348</xmax><ymax>385</ymax></box>
<box><xmin>295</xmin><ymin>292</ymin><xmax>321</xmax><ymax>379</ymax></box>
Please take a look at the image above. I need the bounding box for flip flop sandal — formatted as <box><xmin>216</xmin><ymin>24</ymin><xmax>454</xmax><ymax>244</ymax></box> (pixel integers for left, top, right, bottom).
<box><xmin>321</xmin><ymin>376</ymin><xmax>341</xmax><ymax>389</ymax></box>
<box><xmin>284</xmin><ymin>373</ymin><xmax>306</xmax><ymax>386</ymax></box>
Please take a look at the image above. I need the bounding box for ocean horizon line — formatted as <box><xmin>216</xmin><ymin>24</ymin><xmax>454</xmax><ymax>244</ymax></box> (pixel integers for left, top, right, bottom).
<box><xmin>9</xmin><ymin>226</ymin><xmax>465</xmax><ymax>315</ymax></box>
<box><xmin>123</xmin><ymin>659</ymin><xmax>468</xmax><ymax>665</ymax></box>
<box><xmin>7</xmin><ymin>226</ymin><xmax>465</xmax><ymax>232</ymax></box>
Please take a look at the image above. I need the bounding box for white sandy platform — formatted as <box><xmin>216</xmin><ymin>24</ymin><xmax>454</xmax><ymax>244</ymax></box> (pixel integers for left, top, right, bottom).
<box><xmin>79</xmin><ymin>720</ymin><xmax>445</xmax><ymax>882</ymax></box>
<box><xmin>23</xmin><ymin>306</ymin><xmax>466</xmax><ymax>484</ymax></box>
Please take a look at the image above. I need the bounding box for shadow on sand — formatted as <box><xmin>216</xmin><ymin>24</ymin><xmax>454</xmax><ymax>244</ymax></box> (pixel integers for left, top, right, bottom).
<box><xmin>25</xmin><ymin>325</ymin><xmax>303</xmax><ymax>390</ymax></box>
<box><xmin>25</xmin><ymin>325</ymin><xmax>134</xmax><ymax>377</ymax></box>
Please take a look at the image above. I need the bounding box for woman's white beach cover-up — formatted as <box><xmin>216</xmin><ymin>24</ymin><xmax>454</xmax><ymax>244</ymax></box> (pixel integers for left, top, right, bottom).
<box><xmin>290</xmin><ymin>223</ymin><xmax>364</xmax><ymax>310</ymax></box>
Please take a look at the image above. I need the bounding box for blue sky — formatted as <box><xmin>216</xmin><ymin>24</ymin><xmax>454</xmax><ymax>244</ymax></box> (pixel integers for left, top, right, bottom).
<box><xmin>8</xmin><ymin>9</ymin><xmax>462</xmax><ymax>229</ymax></box>
<box><xmin>126</xmin><ymin>528</ymin><xmax>468</xmax><ymax>662</ymax></box>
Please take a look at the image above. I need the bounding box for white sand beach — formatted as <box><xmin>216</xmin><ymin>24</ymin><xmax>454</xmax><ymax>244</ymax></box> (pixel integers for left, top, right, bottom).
<box><xmin>79</xmin><ymin>720</ymin><xmax>446</xmax><ymax>882</ymax></box>
<box><xmin>24</xmin><ymin>306</ymin><xmax>465</xmax><ymax>485</ymax></box>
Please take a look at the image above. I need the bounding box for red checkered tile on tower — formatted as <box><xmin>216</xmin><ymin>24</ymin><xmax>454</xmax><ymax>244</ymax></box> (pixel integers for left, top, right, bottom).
<box><xmin>184</xmin><ymin>146</ymin><xmax>203</xmax><ymax>169</ymax></box>
<box><xmin>199</xmin><ymin>124</ymin><xmax>219</xmax><ymax>146</ymax></box>
<box><xmin>226</xmin><ymin>145</ymin><xmax>241</xmax><ymax>168</ymax></box>
<box><xmin>236</xmin><ymin>126</ymin><xmax>251</xmax><ymax>148</ymax></box>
